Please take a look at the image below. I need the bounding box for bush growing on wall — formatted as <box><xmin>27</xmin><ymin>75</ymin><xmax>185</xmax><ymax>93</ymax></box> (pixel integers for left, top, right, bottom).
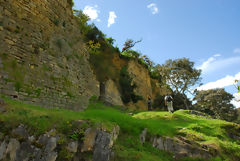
<box><xmin>119</xmin><ymin>66</ymin><xmax>142</xmax><ymax>104</ymax></box>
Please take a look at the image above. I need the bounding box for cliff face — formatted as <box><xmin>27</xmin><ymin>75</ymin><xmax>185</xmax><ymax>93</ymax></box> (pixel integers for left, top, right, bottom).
<box><xmin>0</xmin><ymin>0</ymin><xmax>166</xmax><ymax>110</ymax></box>
<box><xmin>0</xmin><ymin>0</ymin><xmax>99</xmax><ymax>110</ymax></box>
<box><xmin>127</xmin><ymin>60</ymin><xmax>152</xmax><ymax>110</ymax></box>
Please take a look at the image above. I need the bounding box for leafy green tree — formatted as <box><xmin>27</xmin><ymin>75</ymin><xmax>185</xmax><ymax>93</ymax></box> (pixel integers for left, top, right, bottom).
<box><xmin>74</xmin><ymin>10</ymin><xmax>90</xmax><ymax>36</ymax></box>
<box><xmin>162</xmin><ymin>58</ymin><xmax>201</xmax><ymax>109</ymax></box>
<box><xmin>193</xmin><ymin>88</ymin><xmax>238</xmax><ymax>122</ymax></box>
<box><xmin>106</xmin><ymin>37</ymin><xmax>115</xmax><ymax>45</ymax></box>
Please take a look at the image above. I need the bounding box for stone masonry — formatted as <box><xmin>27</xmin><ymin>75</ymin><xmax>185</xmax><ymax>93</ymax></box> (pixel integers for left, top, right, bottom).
<box><xmin>0</xmin><ymin>0</ymin><xmax>99</xmax><ymax>111</ymax></box>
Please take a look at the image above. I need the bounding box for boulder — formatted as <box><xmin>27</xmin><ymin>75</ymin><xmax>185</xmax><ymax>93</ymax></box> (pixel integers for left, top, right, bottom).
<box><xmin>152</xmin><ymin>136</ymin><xmax>213</xmax><ymax>159</ymax></box>
<box><xmin>5</xmin><ymin>138</ymin><xmax>20</xmax><ymax>161</ymax></box>
<box><xmin>16</xmin><ymin>141</ymin><xmax>34</xmax><ymax>161</ymax></box>
<box><xmin>45</xmin><ymin>137</ymin><xmax>57</xmax><ymax>152</ymax></box>
<box><xmin>12</xmin><ymin>124</ymin><xmax>29</xmax><ymax>140</ymax></box>
<box><xmin>67</xmin><ymin>141</ymin><xmax>78</xmax><ymax>153</ymax></box>
<box><xmin>93</xmin><ymin>131</ymin><xmax>112</xmax><ymax>161</ymax></box>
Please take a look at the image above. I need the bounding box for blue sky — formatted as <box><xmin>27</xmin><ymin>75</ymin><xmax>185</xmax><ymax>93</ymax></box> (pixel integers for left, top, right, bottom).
<box><xmin>73</xmin><ymin>0</ymin><xmax>240</xmax><ymax>107</ymax></box>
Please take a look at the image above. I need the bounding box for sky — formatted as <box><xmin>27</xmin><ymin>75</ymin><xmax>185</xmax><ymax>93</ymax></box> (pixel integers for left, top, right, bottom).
<box><xmin>73</xmin><ymin>0</ymin><xmax>240</xmax><ymax>107</ymax></box>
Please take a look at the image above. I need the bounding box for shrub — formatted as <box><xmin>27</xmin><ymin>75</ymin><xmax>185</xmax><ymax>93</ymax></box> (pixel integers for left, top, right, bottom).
<box><xmin>119</xmin><ymin>66</ymin><xmax>142</xmax><ymax>104</ymax></box>
<box><xmin>56</xmin><ymin>39</ymin><xmax>62</xmax><ymax>50</ymax></box>
<box><xmin>15</xmin><ymin>81</ymin><xmax>22</xmax><ymax>92</ymax></box>
<box><xmin>53</xmin><ymin>19</ymin><xmax>60</xmax><ymax>26</ymax></box>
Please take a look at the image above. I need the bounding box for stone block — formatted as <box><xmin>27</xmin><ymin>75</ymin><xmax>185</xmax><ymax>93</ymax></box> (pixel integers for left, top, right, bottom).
<box><xmin>81</xmin><ymin>128</ymin><xmax>97</xmax><ymax>152</ymax></box>
<box><xmin>67</xmin><ymin>141</ymin><xmax>78</xmax><ymax>153</ymax></box>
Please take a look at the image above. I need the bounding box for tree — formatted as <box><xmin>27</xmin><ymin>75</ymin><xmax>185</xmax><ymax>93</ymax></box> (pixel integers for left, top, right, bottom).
<box><xmin>106</xmin><ymin>37</ymin><xmax>115</xmax><ymax>45</ymax></box>
<box><xmin>193</xmin><ymin>88</ymin><xmax>238</xmax><ymax>122</ymax></box>
<box><xmin>74</xmin><ymin>10</ymin><xmax>90</xmax><ymax>36</ymax></box>
<box><xmin>122</xmin><ymin>39</ymin><xmax>142</xmax><ymax>52</ymax></box>
<box><xmin>162</xmin><ymin>58</ymin><xmax>201</xmax><ymax>109</ymax></box>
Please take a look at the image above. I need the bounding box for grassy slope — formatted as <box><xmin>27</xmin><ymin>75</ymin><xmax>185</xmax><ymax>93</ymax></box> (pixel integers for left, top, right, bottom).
<box><xmin>0</xmin><ymin>96</ymin><xmax>239</xmax><ymax>161</ymax></box>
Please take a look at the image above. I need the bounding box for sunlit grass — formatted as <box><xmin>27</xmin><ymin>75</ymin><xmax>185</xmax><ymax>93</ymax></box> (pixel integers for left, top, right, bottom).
<box><xmin>0</xmin><ymin>96</ymin><xmax>239</xmax><ymax>160</ymax></box>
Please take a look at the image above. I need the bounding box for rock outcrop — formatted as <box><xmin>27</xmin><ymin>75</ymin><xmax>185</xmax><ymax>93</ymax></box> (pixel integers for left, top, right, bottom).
<box><xmin>0</xmin><ymin>0</ymin><xmax>99</xmax><ymax>111</ymax></box>
<box><xmin>0</xmin><ymin>124</ymin><xmax>120</xmax><ymax>161</ymax></box>
<box><xmin>152</xmin><ymin>136</ymin><xmax>215</xmax><ymax>159</ymax></box>
<box><xmin>103</xmin><ymin>79</ymin><xmax>123</xmax><ymax>106</ymax></box>
<box><xmin>139</xmin><ymin>129</ymin><xmax>218</xmax><ymax>160</ymax></box>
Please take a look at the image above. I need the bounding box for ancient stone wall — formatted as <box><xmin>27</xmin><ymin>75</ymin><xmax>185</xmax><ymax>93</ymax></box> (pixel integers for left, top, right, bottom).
<box><xmin>0</xmin><ymin>0</ymin><xmax>99</xmax><ymax>111</ymax></box>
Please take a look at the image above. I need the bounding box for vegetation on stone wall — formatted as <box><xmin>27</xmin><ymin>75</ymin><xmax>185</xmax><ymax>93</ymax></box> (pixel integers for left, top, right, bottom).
<box><xmin>119</xmin><ymin>66</ymin><xmax>143</xmax><ymax>104</ymax></box>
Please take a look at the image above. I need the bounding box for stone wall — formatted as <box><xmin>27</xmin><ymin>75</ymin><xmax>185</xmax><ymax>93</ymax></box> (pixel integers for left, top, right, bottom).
<box><xmin>0</xmin><ymin>0</ymin><xmax>99</xmax><ymax>111</ymax></box>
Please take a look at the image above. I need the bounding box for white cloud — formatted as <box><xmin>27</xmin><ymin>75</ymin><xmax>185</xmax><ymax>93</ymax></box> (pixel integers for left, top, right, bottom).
<box><xmin>214</xmin><ymin>54</ymin><xmax>221</xmax><ymax>57</ymax></box>
<box><xmin>233</xmin><ymin>48</ymin><xmax>240</xmax><ymax>54</ymax></box>
<box><xmin>83</xmin><ymin>5</ymin><xmax>100</xmax><ymax>20</ymax></box>
<box><xmin>147</xmin><ymin>3</ymin><xmax>158</xmax><ymax>15</ymax></box>
<box><xmin>197</xmin><ymin>72</ymin><xmax>240</xmax><ymax>91</ymax></box>
<box><xmin>197</xmin><ymin>54</ymin><xmax>220</xmax><ymax>74</ymax></box>
<box><xmin>107</xmin><ymin>11</ymin><xmax>117</xmax><ymax>28</ymax></box>
<box><xmin>233</xmin><ymin>93</ymin><xmax>240</xmax><ymax>102</ymax></box>
<box><xmin>197</xmin><ymin>55</ymin><xmax>240</xmax><ymax>74</ymax></box>
<box><xmin>231</xmin><ymin>93</ymin><xmax>240</xmax><ymax>107</ymax></box>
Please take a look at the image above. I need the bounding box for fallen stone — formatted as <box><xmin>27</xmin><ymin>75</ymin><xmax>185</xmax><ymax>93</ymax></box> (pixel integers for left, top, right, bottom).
<box><xmin>67</xmin><ymin>141</ymin><xmax>78</xmax><ymax>153</ymax></box>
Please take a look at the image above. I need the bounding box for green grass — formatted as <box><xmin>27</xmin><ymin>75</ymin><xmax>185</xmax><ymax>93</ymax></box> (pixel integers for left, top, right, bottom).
<box><xmin>0</xmin><ymin>96</ymin><xmax>239</xmax><ymax>161</ymax></box>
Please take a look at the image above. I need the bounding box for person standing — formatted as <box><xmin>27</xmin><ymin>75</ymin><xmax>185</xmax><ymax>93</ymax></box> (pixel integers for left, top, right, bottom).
<box><xmin>147</xmin><ymin>96</ymin><xmax>152</xmax><ymax>111</ymax></box>
<box><xmin>165</xmin><ymin>95</ymin><xmax>174</xmax><ymax>113</ymax></box>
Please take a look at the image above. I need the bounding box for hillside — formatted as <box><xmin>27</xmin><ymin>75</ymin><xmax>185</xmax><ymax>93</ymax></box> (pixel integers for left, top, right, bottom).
<box><xmin>1</xmin><ymin>0</ymin><xmax>240</xmax><ymax>161</ymax></box>
<box><xmin>0</xmin><ymin>97</ymin><xmax>240</xmax><ymax>161</ymax></box>
<box><xmin>0</xmin><ymin>0</ymin><xmax>169</xmax><ymax>111</ymax></box>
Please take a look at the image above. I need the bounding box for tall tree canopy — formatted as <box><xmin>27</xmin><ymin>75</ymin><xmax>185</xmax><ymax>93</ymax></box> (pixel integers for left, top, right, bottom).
<box><xmin>162</xmin><ymin>58</ymin><xmax>201</xmax><ymax>108</ymax></box>
<box><xmin>193</xmin><ymin>88</ymin><xmax>238</xmax><ymax>122</ymax></box>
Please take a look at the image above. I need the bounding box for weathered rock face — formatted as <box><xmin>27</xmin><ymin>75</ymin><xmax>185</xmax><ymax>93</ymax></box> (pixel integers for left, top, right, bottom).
<box><xmin>152</xmin><ymin>136</ymin><xmax>214</xmax><ymax>159</ymax></box>
<box><xmin>0</xmin><ymin>124</ymin><xmax>120</xmax><ymax>161</ymax></box>
<box><xmin>127</xmin><ymin>60</ymin><xmax>152</xmax><ymax>110</ymax></box>
<box><xmin>0</xmin><ymin>0</ymin><xmax>99</xmax><ymax>111</ymax></box>
<box><xmin>104</xmin><ymin>79</ymin><xmax>123</xmax><ymax>106</ymax></box>
<box><xmin>139</xmin><ymin>129</ymin><xmax>218</xmax><ymax>160</ymax></box>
